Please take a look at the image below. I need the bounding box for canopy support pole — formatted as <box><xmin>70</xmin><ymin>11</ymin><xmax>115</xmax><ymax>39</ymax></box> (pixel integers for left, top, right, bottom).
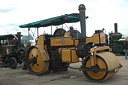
<box><xmin>51</xmin><ymin>26</ymin><xmax>52</xmax><ymax>35</ymax></box>
<box><xmin>37</xmin><ymin>27</ymin><xmax>39</xmax><ymax>37</ymax></box>
<box><xmin>28</xmin><ymin>28</ymin><xmax>30</xmax><ymax>42</ymax></box>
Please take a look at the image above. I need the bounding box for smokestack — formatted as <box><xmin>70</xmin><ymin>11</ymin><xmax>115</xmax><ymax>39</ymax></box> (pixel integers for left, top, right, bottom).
<box><xmin>17</xmin><ymin>32</ymin><xmax>21</xmax><ymax>46</ymax></box>
<box><xmin>78</xmin><ymin>4</ymin><xmax>86</xmax><ymax>40</ymax></box>
<box><xmin>114</xmin><ymin>23</ymin><xmax>118</xmax><ymax>33</ymax></box>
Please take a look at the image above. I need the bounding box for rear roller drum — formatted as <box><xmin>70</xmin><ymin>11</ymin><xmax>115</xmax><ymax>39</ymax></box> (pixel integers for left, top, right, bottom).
<box><xmin>26</xmin><ymin>45</ymin><xmax>49</xmax><ymax>75</ymax></box>
<box><xmin>82</xmin><ymin>52</ymin><xmax>120</xmax><ymax>81</ymax></box>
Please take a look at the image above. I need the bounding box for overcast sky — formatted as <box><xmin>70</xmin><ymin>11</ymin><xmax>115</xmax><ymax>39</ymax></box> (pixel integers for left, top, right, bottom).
<box><xmin>0</xmin><ymin>0</ymin><xmax>128</xmax><ymax>37</ymax></box>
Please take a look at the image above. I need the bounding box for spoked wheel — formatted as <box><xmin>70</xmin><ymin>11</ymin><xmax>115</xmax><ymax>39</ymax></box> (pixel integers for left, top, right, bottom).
<box><xmin>15</xmin><ymin>48</ymin><xmax>25</xmax><ymax>63</ymax></box>
<box><xmin>82</xmin><ymin>52</ymin><xmax>120</xmax><ymax>81</ymax></box>
<box><xmin>9</xmin><ymin>57</ymin><xmax>17</xmax><ymax>69</ymax></box>
<box><xmin>26</xmin><ymin>45</ymin><xmax>49</xmax><ymax>75</ymax></box>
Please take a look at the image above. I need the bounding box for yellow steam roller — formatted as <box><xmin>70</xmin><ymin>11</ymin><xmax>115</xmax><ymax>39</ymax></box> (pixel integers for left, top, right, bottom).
<box><xmin>20</xmin><ymin>4</ymin><xmax>122</xmax><ymax>81</ymax></box>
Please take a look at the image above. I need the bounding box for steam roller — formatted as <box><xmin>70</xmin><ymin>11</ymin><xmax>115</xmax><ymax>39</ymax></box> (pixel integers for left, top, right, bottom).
<box><xmin>21</xmin><ymin>4</ymin><xmax>122</xmax><ymax>81</ymax></box>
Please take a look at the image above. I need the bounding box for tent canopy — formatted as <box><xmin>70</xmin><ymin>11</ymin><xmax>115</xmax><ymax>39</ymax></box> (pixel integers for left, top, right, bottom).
<box><xmin>19</xmin><ymin>13</ymin><xmax>81</xmax><ymax>28</ymax></box>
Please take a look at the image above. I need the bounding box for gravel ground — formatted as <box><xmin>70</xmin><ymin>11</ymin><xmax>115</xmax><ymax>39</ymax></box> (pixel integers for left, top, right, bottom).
<box><xmin>0</xmin><ymin>55</ymin><xmax>128</xmax><ymax>85</ymax></box>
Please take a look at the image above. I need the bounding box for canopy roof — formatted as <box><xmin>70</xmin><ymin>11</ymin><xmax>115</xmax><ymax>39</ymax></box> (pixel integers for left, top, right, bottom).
<box><xmin>0</xmin><ymin>34</ymin><xmax>17</xmax><ymax>40</ymax></box>
<box><xmin>19</xmin><ymin>13</ymin><xmax>80</xmax><ymax>28</ymax></box>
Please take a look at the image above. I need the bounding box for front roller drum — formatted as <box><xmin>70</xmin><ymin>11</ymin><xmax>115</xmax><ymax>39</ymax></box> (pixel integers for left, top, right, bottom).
<box><xmin>82</xmin><ymin>52</ymin><xmax>121</xmax><ymax>81</ymax></box>
<box><xmin>26</xmin><ymin>45</ymin><xmax>49</xmax><ymax>75</ymax></box>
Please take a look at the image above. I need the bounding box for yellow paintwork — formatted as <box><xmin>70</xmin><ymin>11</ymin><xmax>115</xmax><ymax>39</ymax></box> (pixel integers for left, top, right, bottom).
<box><xmin>62</xmin><ymin>49</ymin><xmax>71</xmax><ymax>62</ymax></box>
<box><xmin>25</xmin><ymin>4</ymin><xmax>121</xmax><ymax>81</ymax></box>
<box><xmin>86</xmin><ymin>52</ymin><xmax>119</xmax><ymax>80</ymax></box>
<box><xmin>86</xmin><ymin>33</ymin><xmax>106</xmax><ymax>44</ymax></box>
<box><xmin>51</xmin><ymin>32</ymin><xmax>106</xmax><ymax>47</ymax></box>
<box><xmin>37</xmin><ymin>35</ymin><xmax>44</xmax><ymax>46</ymax></box>
<box><xmin>85</xmin><ymin>45</ymin><xmax>120</xmax><ymax>80</ymax></box>
<box><xmin>51</xmin><ymin>37</ymin><xmax>74</xmax><ymax>46</ymax></box>
<box><xmin>36</xmin><ymin>35</ymin><xmax>47</xmax><ymax>51</ymax></box>
<box><xmin>90</xmin><ymin>46</ymin><xmax>110</xmax><ymax>66</ymax></box>
<box><xmin>86</xmin><ymin>34</ymin><xmax>99</xmax><ymax>44</ymax></box>
<box><xmin>64</xmin><ymin>31</ymin><xmax>70</xmax><ymax>37</ymax></box>
<box><xmin>92</xmin><ymin>34</ymin><xmax>99</xmax><ymax>44</ymax></box>
<box><xmin>97</xmin><ymin>52</ymin><xmax>119</xmax><ymax>80</ymax></box>
<box><xmin>29</xmin><ymin>45</ymin><xmax>49</xmax><ymax>74</ymax></box>
<box><xmin>86</xmin><ymin>57</ymin><xmax>107</xmax><ymax>80</ymax></box>
<box><xmin>29</xmin><ymin>48</ymin><xmax>43</xmax><ymax>73</ymax></box>
<box><xmin>90</xmin><ymin>46</ymin><xmax>110</xmax><ymax>53</ymax></box>
<box><xmin>90</xmin><ymin>55</ymin><xmax>96</xmax><ymax>67</ymax></box>
<box><xmin>74</xmin><ymin>39</ymin><xmax>79</xmax><ymax>46</ymax></box>
<box><xmin>58</xmin><ymin>48</ymin><xmax>62</xmax><ymax>55</ymax></box>
<box><xmin>28</xmin><ymin>31</ymin><xmax>119</xmax><ymax>80</ymax></box>
<box><xmin>71</xmin><ymin>49</ymin><xmax>79</xmax><ymax>62</ymax></box>
<box><xmin>62</xmin><ymin>48</ymin><xmax>79</xmax><ymax>63</ymax></box>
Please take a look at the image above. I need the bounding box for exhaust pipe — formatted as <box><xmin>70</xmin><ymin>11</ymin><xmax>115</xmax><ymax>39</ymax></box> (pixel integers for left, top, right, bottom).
<box><xmin>77</xmin><ymin>4</ymin><xmax>92</xmax><ymax>58</ymax></box>
<box><xmin>78</xmin><ymin>4</ymin><xmax>86</xmax><ymax>41</ymax></box>
<box><xmin>114</xmin><ymin>23</ymin><xmax>118</xmax><ymax>33</ymax></box>
<box><xmin>17</xmin><ymin>32</ymin><xmax>21</xmax><ymax>46</ymax></box>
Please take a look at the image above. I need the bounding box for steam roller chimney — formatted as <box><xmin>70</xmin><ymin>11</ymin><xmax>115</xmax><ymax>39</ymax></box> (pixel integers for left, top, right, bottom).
<box><xmin>17</xmin><ymin>32</ymin><xmax>21</xmax><ymax>46</ymax></box>
<box><xmin>78</xmin><ymin>4</ymin><xmax>86</xmax><ymax>42</ymax></box>
<box><xmin>114</xmin><ymin>23</ymin><xmax>118</xmax><ymax>33</ymax></box>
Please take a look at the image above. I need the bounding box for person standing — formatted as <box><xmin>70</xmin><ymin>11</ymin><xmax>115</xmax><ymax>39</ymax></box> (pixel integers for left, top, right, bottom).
<box><xmin>27</xmin><ymin>42</ymin><xmax>31</xmax><ymax>48</ymax></box>
<box><xmin>125</xmin><ymin>37</ymin><xmax>128</xmax><ymax>59</ymax></box>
